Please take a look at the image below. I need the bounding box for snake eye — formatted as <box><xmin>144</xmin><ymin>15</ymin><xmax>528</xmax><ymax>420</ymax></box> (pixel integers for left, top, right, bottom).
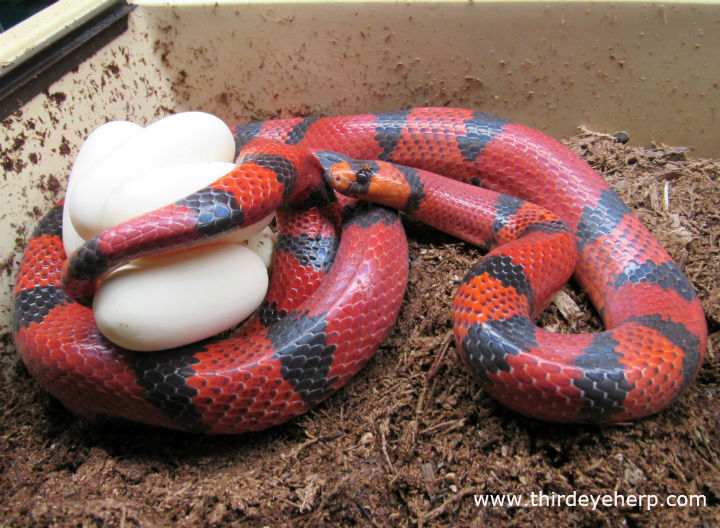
<box><xmin>355</xmin><ymin>167</ymin><xmax>374</xmax><ymax>186</ymax></box>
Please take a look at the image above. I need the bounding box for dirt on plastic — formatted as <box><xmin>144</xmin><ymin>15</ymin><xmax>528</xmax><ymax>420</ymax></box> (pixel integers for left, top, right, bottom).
<box><xmin>1</xmin><ymin>130</ymin><xmax>719</xmax><ymax>527</ymax></box>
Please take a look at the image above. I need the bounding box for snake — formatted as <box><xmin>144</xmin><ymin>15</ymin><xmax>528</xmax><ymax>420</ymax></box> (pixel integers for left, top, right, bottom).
<box><xmin>11</xmin><ymin>107</ymin><xmax>707</xmax><ymax>433</ymax></box>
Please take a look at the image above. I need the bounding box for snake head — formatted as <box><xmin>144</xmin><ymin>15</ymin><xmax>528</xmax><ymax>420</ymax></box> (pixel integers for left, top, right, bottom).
<box><xmin>324</xmin><ymin>159</ymin><xmax>412</xmax><ymax>211</ymax></box>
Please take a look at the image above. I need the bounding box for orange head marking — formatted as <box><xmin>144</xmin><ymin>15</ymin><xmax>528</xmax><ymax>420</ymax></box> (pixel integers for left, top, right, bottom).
<box><xmin>326</xmin><ymin>161</ymin><xmax>353</xmax><ymax>192</ymax></box>
<box><xmin>326</xmin><ymin>160</ymin><xmax>412</xmax><ymax>210</ymax></box>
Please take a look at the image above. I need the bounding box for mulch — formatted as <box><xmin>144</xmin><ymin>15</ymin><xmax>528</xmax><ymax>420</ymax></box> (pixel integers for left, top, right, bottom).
<box><xmin>1</xmin><ymin>128</ymin><xmax>718</xmax><ymax>527</ymax></box>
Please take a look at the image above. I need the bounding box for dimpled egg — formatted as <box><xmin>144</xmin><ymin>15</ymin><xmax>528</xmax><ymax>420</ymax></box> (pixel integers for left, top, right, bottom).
<box><xmin>101</xmin><ymin>161</ymin><xmax>274</xmax><ymax>245</ymax></box>
<box><xmin>93</xmin><ymin>244</ymin><xmax>268</xmax><ymax>351</ymax></box>
<box><xmin>62</xmin><ymin>120</ymin><xmax>142</xmax><ymax>255</ymax></box>
<box><xmin>69</xmin><ymin>112</ymin><xmax>235</xmax><ymax>241</ymax></box>
<box><xmin>65</xmin><ymin>113</ymin><xmax>274</xmax><ymax>351</ymax></box>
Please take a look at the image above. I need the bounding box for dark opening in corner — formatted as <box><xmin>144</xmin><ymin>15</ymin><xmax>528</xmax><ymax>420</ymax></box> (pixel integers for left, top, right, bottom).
<box><xmin>0</xmin><ymin>1</ymin><xmax>134</xmax><ymax>118</ymax></box>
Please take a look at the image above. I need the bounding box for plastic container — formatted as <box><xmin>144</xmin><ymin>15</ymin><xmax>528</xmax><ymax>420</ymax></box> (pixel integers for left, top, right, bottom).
<box><xmin>1</xmin><ymin>0</ymin><xmax>718</xmax><ymax>322</ymax></box>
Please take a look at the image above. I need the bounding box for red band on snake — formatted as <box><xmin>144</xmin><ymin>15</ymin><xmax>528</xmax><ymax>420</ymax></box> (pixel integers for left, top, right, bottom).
<box><xmin>12</xmin><ymin>108</ymin><xmax>707</xmax><ymax>433</ymax></box>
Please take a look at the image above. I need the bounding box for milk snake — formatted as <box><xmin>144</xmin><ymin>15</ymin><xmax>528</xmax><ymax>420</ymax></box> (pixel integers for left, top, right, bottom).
<box><xmin>12</xmin><ymin>107</ymin><xmax>707</xmax><ymax>433</ymax></box>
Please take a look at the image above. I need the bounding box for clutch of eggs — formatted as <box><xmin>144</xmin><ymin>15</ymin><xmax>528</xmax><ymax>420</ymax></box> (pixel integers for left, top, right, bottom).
<box><xmin>63</xmin><ymin>113</ymin><xmax>275</xmax><ymax>351</ymax></box>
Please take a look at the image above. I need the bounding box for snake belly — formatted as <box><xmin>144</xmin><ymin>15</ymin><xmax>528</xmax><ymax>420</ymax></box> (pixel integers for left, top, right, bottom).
<box><xmin>12</xmin><ymin>107</ymin><xmax>707</xmax><ymax>431</ymax></box>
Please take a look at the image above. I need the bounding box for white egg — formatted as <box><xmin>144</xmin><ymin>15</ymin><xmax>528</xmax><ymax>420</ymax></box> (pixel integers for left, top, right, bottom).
<box><xmin>244</xmin><ymin>227</ymin><xmax>278</xmax><ymax>268</ymax></box>
<box><xmin>63</xmin><ymin>121</ymin><xmax>142</xmax><ymax>255</ymax></box>
<box><xmin>65</xmin><ymin>113</ymin><xmax>278</xmax><ymax>352</ymax></box>
<box><xmin>94</xmin><ymin>243</ymin><xmax>268</xmax><ymax>352</ymax></box>
<box><xmin>100</xmin><ymin>161</ymin><xmax>236</xmax><ymax>230</ymax></box>
<box><xmin>217</xmin><ymin>215</ymin><xmax>276</xmax><ymax>247</ymax></box>
<box><xmin>100</xmin><ymin>160</ymin><xmax>275</xmax><ymax>246</ymax></box>
<box><xmin>69</xmin><ymin>112</ymin><xmax>235</xmax><ymax>241</ymax></box>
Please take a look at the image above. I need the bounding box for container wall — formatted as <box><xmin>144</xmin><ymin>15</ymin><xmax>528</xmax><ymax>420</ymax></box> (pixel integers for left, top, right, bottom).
<box><xmin>1</xmin><ymin>0</ymin><xmax>718</xmax><ymax>325</ymax></box>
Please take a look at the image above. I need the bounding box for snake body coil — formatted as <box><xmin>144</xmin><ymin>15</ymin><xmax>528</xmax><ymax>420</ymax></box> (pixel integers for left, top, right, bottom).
<box><xmin>12</xmin><ymin>108</ymin><xmax>707</xmax><ymax>432</ymax></box>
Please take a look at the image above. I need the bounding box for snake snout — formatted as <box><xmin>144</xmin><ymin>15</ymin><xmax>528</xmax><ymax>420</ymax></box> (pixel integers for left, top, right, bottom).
<box><xmin>321</xmin><ymin>162</ymin><xmax>362</xmax><ymax>195</ymax></box>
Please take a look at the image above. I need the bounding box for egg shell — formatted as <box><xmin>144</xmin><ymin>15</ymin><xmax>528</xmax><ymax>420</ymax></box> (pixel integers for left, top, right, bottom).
<box><xmin>100</xmin><ymin>161</ymin><xmax>274</xmax><ymax>247</ymax></box>
<box><xmin>244</xmin><ymin>227</ymin><xmax>278</xmax><ymax>268</ymax></box>
<box><xmin>217</xmin><ymin>214</ymin><xmax>276</xmax><ymax>247</ymax></box>
<box><xmin>69</xmin><ymin>112</ymin><xmax>235</xmax><ymax>241</ymax></box>
<box><xmin>93</xmin><ymin>244</ymin><xmax>268</xmax><ymax>352</ymax></box>
<box><xmin>63</xmin><ymin>121</ymin><xmax>143</xmax><ymax>255</ymax></box>
<box><xmin>100</xmin><ymin>161</ymin><xmax>235</xmax><ymax>230</ymax></box>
